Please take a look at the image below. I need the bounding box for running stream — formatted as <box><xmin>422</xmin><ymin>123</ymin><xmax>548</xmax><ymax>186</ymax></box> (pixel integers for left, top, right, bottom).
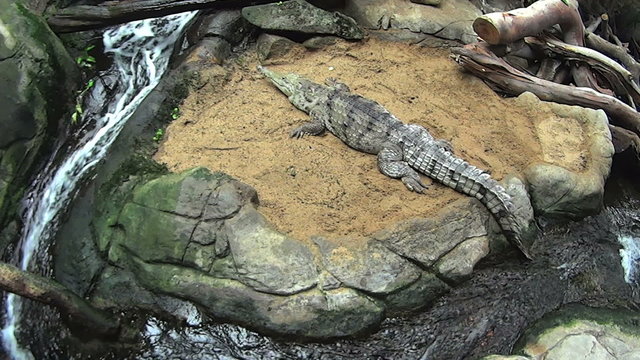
<box><xmin>1</xmin><ymin>11</ymin><xmax>197</xmax><ymax>359</ymax></box>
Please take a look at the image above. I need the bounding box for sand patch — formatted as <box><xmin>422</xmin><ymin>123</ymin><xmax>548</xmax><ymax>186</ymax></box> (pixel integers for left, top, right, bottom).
<box><xmin>155</xmin><ymin>37</ymin><xmax>548</xmax><ymax>243</ymax></box>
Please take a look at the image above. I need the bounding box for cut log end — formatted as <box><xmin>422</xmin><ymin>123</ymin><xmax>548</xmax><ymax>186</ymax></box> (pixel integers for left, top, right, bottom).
<box><xmin>473</xmin><ymin>18</ymin><xmax>501</xmax><ymax>45</ymax></box>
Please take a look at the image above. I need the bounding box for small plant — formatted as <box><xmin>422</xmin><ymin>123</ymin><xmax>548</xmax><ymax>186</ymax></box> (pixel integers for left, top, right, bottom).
<box><xmin>75</xmin><ymin>44</ymin><xmax>96</xmax><ymax>69</ymax></box>
<box><xmin>71</xmin><ymin>79</ymin><xmax>95</xmax><ymax>124</ymax></box>
<box><xmin>170</xmin><ymin>107</ymin><xmax>180</xmax><ymax>120</ymax></box>
<box><xmin>153</xmin><ymin>129</ymin><xmax>164</xmax><ymax>142</ymax></box>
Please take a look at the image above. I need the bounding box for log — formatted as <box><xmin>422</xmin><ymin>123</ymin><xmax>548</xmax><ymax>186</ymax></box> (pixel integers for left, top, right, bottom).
<box><xmin>472</xmin><ymin>0</ymin><xmax>604</xmax><ymax>93</ymax></box>
<box><xmin>0</xmin><ymin>262</ymin><xmax>119</xmax><ymax>337</ymax></box>
<box><xmin>451</xmin><ymin>43</ymin><xmax>640</xmax><ymax>136</ymax></box>
<box><xmin>472</xmin><ymin>0</ymin><xmax>583</xmax><ymax>46</ymax></box>
<box><xmin>47</xmin><ymin>0</ymin><xmax>277</xmax><ymax>32</ymax></box>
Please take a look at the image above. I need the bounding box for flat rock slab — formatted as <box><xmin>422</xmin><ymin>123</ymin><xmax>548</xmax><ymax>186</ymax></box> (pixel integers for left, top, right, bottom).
<box><xmin>344</xmin><ymin>0</ymin><xmax>481</xmax><ymax>43</ymax></box>
<box><xmin>242</xmin><ymin>0</ymin><xmax>364</xmax><ymax>40</ymax></box>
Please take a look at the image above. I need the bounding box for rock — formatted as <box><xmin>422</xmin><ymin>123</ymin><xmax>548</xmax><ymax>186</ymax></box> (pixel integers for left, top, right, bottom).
<box><xmin>302</xmin><ymin>36</ymin><xmax>340</xmax><ymax>49</ymax></box>
<box><xmin>201</xmin><ymin>10</ymin><xmax>252</xmax><ymax>45</ymax></box>
<box><xmin>131</xmin><ymin>257</ymin><xmax>384</xmax><ymax>339</ymax></box>
<box><xmin>435</xmin><ymin>236</ymin><xmax>489</xmax><ymax>282</ymax></box>
<box><xmin>344</xmin><ymin>0</ymin><xmax>481</xmax><ymax>44</ymax></box>
<box><xmin>256</xmin><ymin>33</ymin><xmax>304</xmax><ymax>60</ymax></box>
<box><xmin>517</xmin><ymin>92</ymin><xmax>614</xmax><ymax>219</ymax></box>
<box><xmin>97</xmin><ymin>167</ymin><xmax>394</xmax><ymax>338</ymax></box>
<box><xmin>373</xmin><ymin>197</ymin><xmax>495</xmax><ymax>267</ymax></box>
<box><xmin>382</xmin><ymin>271</ymin><xmax>449</xmax><ymax>313</ymax></box>
<box><xmin>242</xmin><ymin>0</ymin><xmax>364</xmax><ymax>40</ymax></box>
<box><xmin>482</xmin><ymin>308</ymin><xmax>640</xmax><ymax>360</ymax></box>
<box><xmin>410</xmin><ymin>0</ymin><xmax>442</xmax><ymax>5</ymax></box>
<box><xmin>222</xmin><ymin>206</ymin><xmax>318</xmax><ymax>295</ymax></box>
<box><xmin>0</xmin><ymin>1</ymin><xmax>79</xmax><ymax>250</ymax></box>
<box><xmin>609</xmin><ymin>125</ymin><xmax>640</xmax><ymax>176</ymax></box>
<box><xmin>469</xmin><ymin>0</ymin><xmax>526</xmax><ymax>13</ymax></box>
<box><xmin>191</xmin><ymin>37</ymin><xmax>231</xmax><ymax>65</ymax></box>
<box><xmin>314</xmin><ymin>236</ymin><xmax>421</xmax><ymax>294</ymax></box>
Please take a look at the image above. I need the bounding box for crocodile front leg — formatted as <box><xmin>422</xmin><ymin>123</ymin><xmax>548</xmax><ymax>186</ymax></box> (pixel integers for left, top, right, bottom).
<box><xmin>290</xmin><ymin>109</ymin><xmax>327</xmax><ymax>138</ymax></box>
<box><xmin>377</xmin><ymin>144</ymin><xmax>428</xmax><ymax>193</ymax></box>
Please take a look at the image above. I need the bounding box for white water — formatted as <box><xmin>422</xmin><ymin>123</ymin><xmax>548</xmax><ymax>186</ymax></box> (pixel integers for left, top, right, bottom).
<box><xmin>1</xmin><ymin>11</ymin><xmax>197</xmax><ymax>359</ymax></box>
<box><xmin>619</xmin><ymin>235</ymin><xmax>640</xmax><ymax>284</ymax></box>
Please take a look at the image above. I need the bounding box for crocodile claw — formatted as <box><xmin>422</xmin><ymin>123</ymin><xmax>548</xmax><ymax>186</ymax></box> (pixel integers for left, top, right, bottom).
<box><xmin>402</xmin><ymin>176</ymin><xmax>428</xmax><ymax>193</ymax></box>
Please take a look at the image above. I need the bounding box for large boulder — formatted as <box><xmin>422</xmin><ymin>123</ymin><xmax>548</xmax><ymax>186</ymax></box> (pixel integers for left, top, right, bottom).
<box><xmin>344</xmin><ymin>0</ymin><xmax>481</xmax><ymax>43</ymax></box>
<box><xmin>516</xmin><ymin>92</ymin><xmax>614</xmax><ymax>219</ymax></box>
<box><xmin>242</xmin><ymin>0</ymin><xmax>364</xmax><ymax>40</ymax></box>
<box><xmin>0</xmin><ymin>1</ymin><xmax>79</xmax><ymax>250</ymax></box>
<box><xmin>93</xmin><ymin>166</ymin><xmax>517</xmax><ymax>338</ymax></box>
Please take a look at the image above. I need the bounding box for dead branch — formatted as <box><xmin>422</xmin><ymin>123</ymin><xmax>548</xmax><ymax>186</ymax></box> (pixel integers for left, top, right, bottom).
<box><xmin>47</xmin><ymin>0</ymin><xmax>277</xmax><ymax>32</ymax></box>
<box><xmin>585</xmin><ymin>31</ymin><xmax>640</xmax><ymax>85</ymax></box>
<box><xmin>525</xmin><ymin>36</ymin><xmax>640</xmax><ymax>108</ymax></box>
<box><xmin>0</xmin><ymin>262</ymin><xmax>119</xmax><ymax>337</ymax></box>
<box><xmin>451</xmin><ymin>44</ymin><xmax>640</xmax><ymax>136</ymax></box>
<box><xmin>472</xmin><ymin>0</ymin><xmax>604</xmax><ymax>93</ymax></box>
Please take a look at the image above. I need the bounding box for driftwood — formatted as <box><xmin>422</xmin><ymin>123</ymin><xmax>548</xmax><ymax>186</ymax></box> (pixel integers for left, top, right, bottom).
<box><xmin>0</xmin><ymin>262</ymin><xmax>119</xmax><ymax>337</ymax></box>
<box><xmin>585</xmin><ymin>31</ymin><xmax>640</xmax><ymax>84</ymax></box>
<box><xmin>47</xmin><ymin>0</ymin><xmax>276</xmax><ymax>32</ymax></box>
<box><xmin>472</xmin><ymin>0</ymin><xmax>603</xmax><ymax>93</ymax></box>
<box><xmin>451</xmin><ymin>44</ymin><xmax>640</xmax><ymax>136</ymax></box>
<box><xmin>525</xmin><ymin>36</ymin><xmax>640</xmax><ymax>107</ymax></box>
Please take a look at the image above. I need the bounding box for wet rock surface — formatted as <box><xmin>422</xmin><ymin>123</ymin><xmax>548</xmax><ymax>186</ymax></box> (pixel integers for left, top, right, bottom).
<box><xmin>484</xmin><ymin>307</ymin><xmax>640</xmax><ymax>360</ymax></box>
<box><xmin>0</xmin><ymin>1</ymin><xmax>78</xmax><ymax>251</ymax></box>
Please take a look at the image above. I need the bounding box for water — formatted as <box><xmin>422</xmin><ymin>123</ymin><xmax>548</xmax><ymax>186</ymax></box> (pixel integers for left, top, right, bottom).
<box><xmin>619</xmin><ymin>235</ymin><xmax>640</xmax><ymax>283</ymax></box>
<box><xmin>1</xmin><ymin>11</ymin><xmax>197</xmax><ymax>359</ymax></box>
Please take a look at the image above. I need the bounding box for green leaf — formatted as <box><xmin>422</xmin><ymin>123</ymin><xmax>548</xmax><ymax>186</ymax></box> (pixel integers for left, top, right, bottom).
<box><xmin>561</xmin><ymin>0</ymin><xmax>569</xmax><ymax>5</ymax></box>
<box><xmin>85</xmin><ymin>44</ymin><xmax>96</xmax><ymax>51</ymax></box>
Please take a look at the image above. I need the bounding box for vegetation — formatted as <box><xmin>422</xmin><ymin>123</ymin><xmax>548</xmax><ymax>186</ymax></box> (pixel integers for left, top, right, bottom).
<box><xmin>71</xmin><ymin>78</ymin><xmax>94</xmax><ymax>124</ymax></box>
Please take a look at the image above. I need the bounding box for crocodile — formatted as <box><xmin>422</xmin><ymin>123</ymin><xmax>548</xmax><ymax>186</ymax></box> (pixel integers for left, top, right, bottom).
<box><xmin>258</xmin><ymin>65</ymin><xmax>532</xmax><ymax>259</ymax></box>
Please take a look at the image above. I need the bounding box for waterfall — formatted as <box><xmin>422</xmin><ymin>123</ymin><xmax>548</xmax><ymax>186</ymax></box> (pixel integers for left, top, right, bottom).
<box><xmin>1</xmin><ymin>10</ymin><xmax>197</xmax><ymax>359</ymax></box>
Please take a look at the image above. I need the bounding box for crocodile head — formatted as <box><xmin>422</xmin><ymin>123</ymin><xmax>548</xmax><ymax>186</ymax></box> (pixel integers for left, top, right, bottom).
<box><xmin>257</xmin><ymin>65</ymin><xmax>324</xmax><ymax>113</ymax></box>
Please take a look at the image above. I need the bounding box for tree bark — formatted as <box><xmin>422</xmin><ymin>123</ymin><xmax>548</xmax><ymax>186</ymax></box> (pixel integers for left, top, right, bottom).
<box><xmin>47</xmin><ymin>0</ymin><xmax>276</xmax><ymax>32</ymax></box>
<box><xmin>0</xmin><ymin>262</ymin><xmax>119</xmax><ymax>338</ymax></box>
<box><xmin>451</xmin><ymin>43</ymin><xmax>640</xmax><ymax>136</ymax></box>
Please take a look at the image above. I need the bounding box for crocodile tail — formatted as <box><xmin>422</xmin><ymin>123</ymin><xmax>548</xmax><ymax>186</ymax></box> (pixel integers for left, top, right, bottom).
<box><xmin>427</xmin><ymin>152</ymin><xmax>532</xmax><ymax>259</ymax></box>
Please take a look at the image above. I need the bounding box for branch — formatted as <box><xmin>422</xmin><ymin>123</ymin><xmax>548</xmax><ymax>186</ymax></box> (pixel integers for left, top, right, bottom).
<box><xmin>585</xmin><ymin>31</ymin><xmax>640</xmax><ymax>85</ymax></box>
<box><xmin>472</xmin><ymin>0</ymin><xmax>605</xmax><ymax>96</ymax></box>
<box><xmin>47</xmin><ymin>0</ymin><xmax>277</xmax><ymax>32</ymax></box>
<box><xmin>526</xmin><ymin>36</ymin><xmax>640</xmax><ymax>108</ymax></box>
<box><xmin>451</xmin><ymin>43</ymin><xmax>640</xmax><ymax>136</ymax></box>
<box><xmin>0</xmin><ymin>262</ymin><xmax>119</xmax><ymax>337</ymax></box>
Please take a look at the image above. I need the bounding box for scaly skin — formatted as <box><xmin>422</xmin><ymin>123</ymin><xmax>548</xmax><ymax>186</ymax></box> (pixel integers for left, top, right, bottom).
<box><xmin>258</xmin><ymin>65</ymin><xmax>532</xmax><ymax>259</ymax></box>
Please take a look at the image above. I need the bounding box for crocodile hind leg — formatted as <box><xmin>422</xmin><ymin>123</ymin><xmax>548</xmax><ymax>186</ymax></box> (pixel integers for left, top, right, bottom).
<box><xmin>377</xmin><ymin>145</ymin><xmax>428</xmax><ymax>193</ymax></box>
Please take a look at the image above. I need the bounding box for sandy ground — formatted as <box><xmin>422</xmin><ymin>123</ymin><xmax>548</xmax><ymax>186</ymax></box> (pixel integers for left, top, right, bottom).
<box><xmin>155</xmin><ymin>37</ymin><xmax>547</xmax><ymax>242</ymax></box>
